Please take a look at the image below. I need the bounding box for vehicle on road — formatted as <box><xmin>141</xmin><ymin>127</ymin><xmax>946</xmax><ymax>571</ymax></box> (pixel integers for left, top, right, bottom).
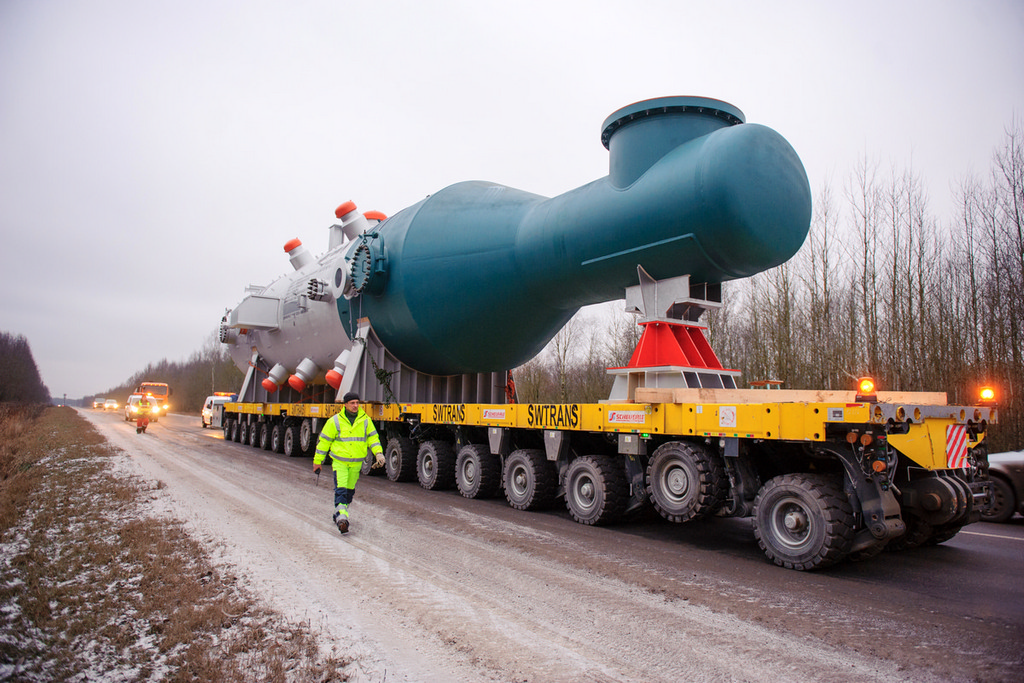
<box><xmin>201</xmin><ymin>393</ymin><xmax>235</xmax><ymax>428</ymax></box>
<box><xmin>134</xmin><ymin>381</ymin><xmax>171</xmax><ymax>414</ymax></box>
<box><xmin>103</xmin><ymin>399</ymin><xmax>118</xmax><ymax>411</ymax></box>
<box><xmin>93</xmin><ymin>398</ymin><xmax>105</xmax><ymax>409</ymax></box>
<box><xmin>983</xmin><ymin>450</ymin><xmax>1024</xmax><ymax>522</ymax></box>
<box><xmin>124</xmin><ymin>393</ymin><xmax>161</xmax><ymax>422</ymax></box>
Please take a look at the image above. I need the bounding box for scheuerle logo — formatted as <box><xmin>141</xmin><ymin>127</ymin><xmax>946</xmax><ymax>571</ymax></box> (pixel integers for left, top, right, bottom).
<box><xmin>607</xmin><ymin>410</ymin><xmax>646</xmax><ymax>424</ymax></box>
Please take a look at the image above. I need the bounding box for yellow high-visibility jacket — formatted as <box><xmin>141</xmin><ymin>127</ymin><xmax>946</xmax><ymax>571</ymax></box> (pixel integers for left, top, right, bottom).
<box><xmin>313</xmin><ymin>409</ymin><xmax>383</xmax><ymax>468</ymax></box>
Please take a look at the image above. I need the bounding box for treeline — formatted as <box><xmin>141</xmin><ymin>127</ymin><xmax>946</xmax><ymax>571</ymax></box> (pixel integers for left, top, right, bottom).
<box><xmin>89</xmin><ymin>332</ymin><xmax>244</xmax><ymax>414</ymax></box>
<box><xmin>0</xmin><ymin>332</ymin><xmax>51</xmax><ymax>404</ymax></box>
<box><xmin>516</xmin><ymin>120</ymin><xmax>1024</xmax><ymax>453</ymax></box>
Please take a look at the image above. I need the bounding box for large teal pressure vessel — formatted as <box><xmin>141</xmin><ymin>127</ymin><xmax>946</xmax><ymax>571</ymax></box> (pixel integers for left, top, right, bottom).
<box><xmin>347</xmin><ymin>96</ymin><xmax>811</xmax><ymax>376</ymax></box>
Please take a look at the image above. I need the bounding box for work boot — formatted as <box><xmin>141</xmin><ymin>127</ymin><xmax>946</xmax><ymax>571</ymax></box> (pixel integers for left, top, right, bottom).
<box><xmin>336</xmin><ymin>517</ymin><xmax>349</xmax><ymax>534</ymax></box>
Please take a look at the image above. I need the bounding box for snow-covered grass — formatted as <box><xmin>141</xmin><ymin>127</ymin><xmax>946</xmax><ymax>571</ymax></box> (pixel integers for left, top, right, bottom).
<box><xmin>0</xmin><ymin>404</ymin><xmax>348</xmax><ymax>682</ymax></box>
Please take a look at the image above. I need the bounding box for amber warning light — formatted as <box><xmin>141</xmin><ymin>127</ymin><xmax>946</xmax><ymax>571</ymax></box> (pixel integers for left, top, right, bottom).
<box><xmin>856</xmin><ymin>377</ymin><xmax>877</xmax><ymax>403</ymax></box>
<box><xmin>979</xmin><ymin>386</ymin><xmax>996</xmax><ymax>405</ymax></box>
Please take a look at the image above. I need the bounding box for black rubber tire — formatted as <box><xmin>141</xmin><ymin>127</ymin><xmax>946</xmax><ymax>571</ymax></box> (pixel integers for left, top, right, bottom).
<box><xmin>223</xmin><ymin>420</ymin><xmax>233</xmax><ymax>441</ymax></box>
<box><xmin>299</xmin><ymin>419</ymin><xmax>315</xmax><ymax>455</ymax></box>
<box><xmin>885</xmin><ymin>513</ymin><xmax>933</xmax><ymax>552</ymax></box>
<box><xmin>846</xmin><ymin>541</ymin><xmax>886</xmax><ymax>562</ymax></box>
<box><xmin>386</xmin><ymin>437</ymin><xmax>418</xmax><ymax>482</ymax></box>
<box><xmin>247</xmin><ymin>422</ymin><xmax>259</xmax><ymax>447</ymax></box>
<box><xmin>238</xmin><ymin>422</ymin><xmax>248</xmax><ymax>444</ymax></box>
<box><xmin>259</xmin><ymin>424</ymin><xmax>271</xmax><ymax>450</ymax></box>
<box><xmin>360</xmin><ymin>452</ymin><xmax>380</xmax><ymax>477</ymax></box>
<box><xmin>283</xmin><ymin>424</ymin><xmax>300</xmax><ymax>457</ymax></box>
<box><xmin>927</xmin><ymin>522</ymin><xmax>966</xmax><ymax>545</ymax></box>
<box><xmin>503</xmin><ymin>449</ymin><xmax>557</xmax><ymax>511</ymax></box>
<box><xmin>646</xmin><ymin>441</ymin><xmax>728</xmax><ymax>523</ymax></box>
<box><xmin>418</xmin><ymin>441</ymin><xmax>456</xmax><ymax>490</ymax></box>
<box><xmin>982</xmin><ymin>477</ymin><xmax>1015</xmax><ymax>523</ymax></box>
<box><xmin>565</xmin><ymin>455</ymin><xmax>628</xmax><ymax>526</ymax></box>
<box><xmin>231</xmin><ymin>420</ymin><xmax>241</xmax><ymax>443</ymax></box>
<box><xmin>456</xmin><ymin>444</ymin><xmax>502</xmax><ymax>499</ymax></box>
<box><xmin>270</xmin><ymin>424</ymin><xmax>284</xmax><ymax>454</ymax></box>
<box><xmin>752</xmin><ymin>473</ymin><xmax>854</xmax><ymax>570</ymax></box>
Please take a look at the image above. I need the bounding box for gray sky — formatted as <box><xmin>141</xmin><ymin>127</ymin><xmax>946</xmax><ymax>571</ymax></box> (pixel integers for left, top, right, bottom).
<box><xmin>2</xmin><ymin>0</ymin><xmax>1022</xmax><ymax>400</ymax></box>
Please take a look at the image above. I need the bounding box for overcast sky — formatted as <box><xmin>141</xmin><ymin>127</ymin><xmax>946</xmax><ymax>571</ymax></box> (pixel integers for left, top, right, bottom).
<box><xmin>2</xmin><ymin>0</ymin><xmax>1022</xmax><ymax>400</ymax></box>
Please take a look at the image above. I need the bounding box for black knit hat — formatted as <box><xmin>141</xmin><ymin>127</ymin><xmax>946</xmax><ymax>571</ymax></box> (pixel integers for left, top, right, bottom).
<box><xmin>342</xmin><ymin>392</ymin><xmax>360</xmax><ymax>403</ymax></box>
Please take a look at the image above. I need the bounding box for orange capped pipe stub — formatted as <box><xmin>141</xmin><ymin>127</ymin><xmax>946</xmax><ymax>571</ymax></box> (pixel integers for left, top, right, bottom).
<box><xmin>364</xmin><ymin>210</ymin><xmax>388</xmax><ymax>221</ymax></box>
<box><xmin>335</xmin><ymin>201</ymin><xmax>357</xmax><ymax>218</ymax></box>
<box><xmin>261</xmin><ymin>378</ymin><xmax>279</xmax><ymax>393</ymax></box>
<box><xmin>287</xmin><ymin>375</ymin><xmax>306</xmax><ymax>392</ymax></box>
<box><xmin>325</xmin><ymin>369</ymin><xmax>343</xmax><ymax>389</ymax></box>
<box><xmin>283</xmin><ymin>238</ymin><xmax>302</xmax><ymax>253</ymax></box>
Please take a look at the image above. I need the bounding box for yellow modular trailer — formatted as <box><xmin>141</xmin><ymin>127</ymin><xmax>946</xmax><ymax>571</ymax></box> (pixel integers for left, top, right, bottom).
<box><xmin>213</xmin><ymin>97</ymin><xmax>1000</xmax><ymax>570</ymax></box>
<box><xmin>221</xmin><ymin>385</ymin><xmax>996</xmax><ymax>571</ymax></box>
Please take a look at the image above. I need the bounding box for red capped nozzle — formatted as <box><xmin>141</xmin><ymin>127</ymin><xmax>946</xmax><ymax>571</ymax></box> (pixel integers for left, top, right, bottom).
<box><xmin>325</xmin><ymin>369</ymin><xmax>343</xmax><ymax>389</ymax></box>
<box><xmin>262</xmin><ymin>378</ymin><xmax>279</xmax><ymax>393</ymax></box>
<box><xmin>283</xmin><ymin>238</ymin><xmax>302</xmax><ymax>253</ymax></box>
<box><xmin>287</xmin><ymin>375</ymin><xmax>306</xmax><ymax>392</ymax></box>
<box><xmin>335</xmin><ymin>201</ymin><xmax>357</xmax><ymax>218</ymax></box>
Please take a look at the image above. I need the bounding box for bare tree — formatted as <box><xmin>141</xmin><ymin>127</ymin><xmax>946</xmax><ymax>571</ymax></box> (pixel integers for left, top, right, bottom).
<box><xmin>512</xmin><ymin>355</ymin><xmax>551</xmax><ymax>404</ymax></box>
<box><xmin>846</xmin><ymin>153</ymin><xmax>883</xmax><ymax>378</ymax></box>
<box><xmin>549</xmin><ymin>315</ymin><xmax>582</xmax><ymax>402</ymax></box>
<box><xmin>605</xmin><ymin>306</ymin><xmax>641</xmax><ymax>369</ymax></box>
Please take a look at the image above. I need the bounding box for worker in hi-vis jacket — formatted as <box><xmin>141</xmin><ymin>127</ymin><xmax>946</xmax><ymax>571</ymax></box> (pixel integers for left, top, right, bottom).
<box><xmin>313</xmin><ymin>392</ymin><xmax>384</xmax><ymax>534</ymax></box>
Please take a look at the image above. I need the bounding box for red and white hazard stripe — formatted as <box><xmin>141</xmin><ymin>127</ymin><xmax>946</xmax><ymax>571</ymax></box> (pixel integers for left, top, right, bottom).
<box><xmin>946</xmin><ymin>424</ymin><xmax>968</xmax><ymax>469</ymax></box>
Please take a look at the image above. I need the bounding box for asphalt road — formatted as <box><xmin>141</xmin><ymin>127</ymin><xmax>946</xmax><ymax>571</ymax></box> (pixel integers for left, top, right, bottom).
<box><xmin>88</xmin><ymin>409</ymin><xmax>1024</xmax><ymax>682</ymax></box>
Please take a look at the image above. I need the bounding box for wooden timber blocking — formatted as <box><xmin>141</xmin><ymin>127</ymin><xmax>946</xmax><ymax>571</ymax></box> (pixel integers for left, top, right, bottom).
<box><xmin>633</xmin><ymin>387</ymin><xmax>949</xmax><ymax>405</ymax></box>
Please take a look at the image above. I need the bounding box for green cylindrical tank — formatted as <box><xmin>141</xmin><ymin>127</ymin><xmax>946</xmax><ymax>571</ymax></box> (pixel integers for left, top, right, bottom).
<box><xmin>348</xmin><ymin>96</ymin><xmax>811</xmax><ymax>375</ymax></box>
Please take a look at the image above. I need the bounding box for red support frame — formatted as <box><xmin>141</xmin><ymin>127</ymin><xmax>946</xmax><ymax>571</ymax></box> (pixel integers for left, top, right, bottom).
<box><xmin>625</xmin><ymin>320</ymin><xmax>733</xmax><ymax>371</ymax></box>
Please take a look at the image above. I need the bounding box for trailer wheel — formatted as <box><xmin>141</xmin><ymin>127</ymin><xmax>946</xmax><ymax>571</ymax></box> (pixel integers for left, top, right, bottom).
<box><xmin>646</xmin><ymin>441</ymin><xmax>727</xmax><ymax>522</ymax></box>
<box><xmin>238</xmin><ymin>421</ymin><xmax>248</xmax><ymax>444</ymax></box>
<box><xmin>504</xmin><ymin>449</ymin><xmax>557</xmax><ymax>511</ymax></box>
<box><xmin>418</xmin><ymin>441</ymin><xmax>456</xmax><ymax>490</ymax></box>
<box><xmin>223</xmin><ymin>419</ymin><xmax>233</xmax><ymax>441</ymax></box>
<box><xmin>753</xmin><ymin>473</ymin><xmax>854</xmax><ymax>570</ymax></box>
<box><xmin>283</xmin><ymin>424</ymin><xmax>300</xmax><ymax>457</ymax></box>
<box><xmin>360</xmin><ymin>452</ymin><xmax>382</xmax><ymax>477</ymax></box>
<box><xmin>231</xmin><ymin>420</ymin><xmax>241</xmax><ymax>443</ymax></box>
<box><xmin>982</xmin><ymin>477</ymin><xmax>1015</xmax><ymax>523</ymax></box>
<box><xmin>259</xmin><ymin>424</ymin><xmax>271</xmax><ymax>450</ymax></box>
<box><xmin>884</xmin><ymin>513</ymin><xmax>932</xmax><ymax>552</ymax></box>
<box><xmin>386</xmin><ymin>437</ymin><xmax>418</xmax><ymax>482</ymax></box>
<box><xmin>270</xmin><ymin>424</ymin><xmax>284</xmax><ymax>454</ymax></box>
<box><xmin>926</xmin><ymin>521</ymin><xmax>965</xmax><ymax>545</ymax></box>
<box><xmin>565</xmin><ymin>455</ymin><xmax>628</xmax><ymax>526</ymax></box>
<box><xmin>247</xmin><ymin>422</ymin><xmax>259</xmax><ymax>447</ymax></box>
<box><xmin>456</xmin><ymin>444</ymin><xmax>502</xmax><ymax>499</ymax></box>
<box><xmin>299</xmin><ymin>419</ymin><xmax>315</xmax><ymax>455</ymax></box>
<box><xmin>846</xmin><ymin>540</ymin><xmax>886</xmax><ymax>562</ymax></box>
